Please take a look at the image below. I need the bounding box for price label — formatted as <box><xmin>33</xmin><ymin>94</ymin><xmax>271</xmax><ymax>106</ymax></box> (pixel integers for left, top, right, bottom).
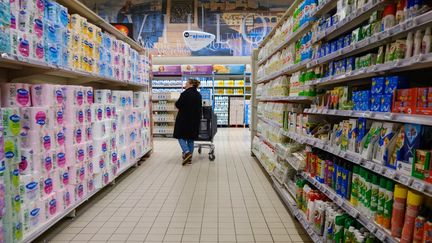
<box><xmin>411</xmin><ymin>180</ymin><xmax>426</xmax><ymax>192</ymax></box>
<box><xmin>398</xmin><ymin>174</ymin><xmax>411</xmax><ymax>186</ymax></box>
<box><xmin>336</xmin><ymin>197</ymin><xmax>344</xmax><ymax>206</ymax></box>
<box><xmin>375</xmin><ymin>230</ymin><xmax>386</xmax><ymax>241</ymax></box>
<box><xmin>373</xmin><ymin>164</ymin><xmax>383</xmax><ymax>173</ymax></box>
<box><xmin>339</xmin><ymin>151</ymin><xmax>347</xmax><ymax>158</ymax></box>
<box><xmin>384</xmin><ymin>169</ymin><xmax>397</xmax><ymax>179</ymax></box>
<box><xmin>322</xmin><ymin>108</ymin><xmax>328</xmax><ymax>114</ymax></box>
<box><xmin>366</xmin><ymin>222</ymin><xmax>376</xmax><ymax>233</ymax></box>
<box><xmin>329</xmin><ymin>109</ymin><xmax>337</xmax><ymax>115</ymax></box>
<box><xmin>334</xmin><ymin>148</ymin><xmax>341</xmax><ymax>156</ymax></box>
<box><xmin>365</xmin><ymin>161</ymin><xmax>374</xmax><ymax>170</ymax></box>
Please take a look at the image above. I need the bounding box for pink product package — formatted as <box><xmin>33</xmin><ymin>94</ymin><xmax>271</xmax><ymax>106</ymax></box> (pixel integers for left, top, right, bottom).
<box><xmin>1</xmin><ymin>83</ymin><xmax>31</xmax><ymax>107</ymax></box>
<box><xmin>93</xmin><ymin>138</ymin><xmax>108</xmax><ymax>157</ymax></box>
<box><xmin>87</xmin><ymin>160</ymin><xmax>94</xmax><ymax>177</ymax></box>
<box><xmin>91</xmin><ymin>104</ymin><xmax>105</xmax><ymax>122</ymax></box>
<box><xmin>53</xmin><ymin>105</ymin><xmax>64</xmax><ymax>127</ymax></box>
<box><xmin>64</xmin><ymin>125</ymin><xmax>84</xmax><ymax>146</ymax></box>
<box><xmin>44</xmin><ymin>192</ymin><xmax>59</xmax><ymax>220</ymax></box>
<box><xmin>87</xmin><ymin>177</ymin><xmax>95</xmax><ymax>193</ymax></box>
<box><xmin>63</xmin><ymin>185</ymin><xmax>76</xmax><ymax>209</ymax></box>
<box><xmin>20</xmin><ymin>106</ymin><xmax>51</xmax><ymax>131</ymax></box>
<box><xmin>84</xmin><ymin>106</ymin><xmax>92</xmax><ymax>124</ymax></box>
<box><xmin>74</xmin><ymin>182</ymin><xmax>87</xmax><ymax>201</ymax></box>
<box><xmin>62</xmin><ymin>86</ymin><xmax>84</xmax><ymax>109</ymax></box>
<box><xmin>54</xmin><ymin>127</ymin><xmax>65</xmax><ymax>148</ymax></box>
<box><xmin>92</xmin><ymin>121</ymin><xmax>106</xmax><ymax>139</ymax></box>
<box><xmin>68</xmin><ymin>163</ymin><xmax>87</xmax><ymax>185</ymax></box>
<box><xmin>19</xmin><ymin>149</ymin><xmax>36</xmax><ymax>175</ymax></box>
<box><xmin>19</xmin><ymin>174</ymin><xmax>40</xmax><ymax>203</ymax></box>
<box><xmin>86</xmin><ymin>142</ymin><xmax>94</xmax><ymax>160</ymax></box>
<box><xmin>54</xmin><ymin>146</ymin><xmax>67</xmax><ymax>169</ymax></box>
<box><xmin>39</xmin><ymin>151</ymin><xmax>54</xmax><ymax>174</ymax></box>
<box><xmin>58</xmin><ymin>167</ymin><xmax>69</xmax><ymax>189</ymax></box>
<box><xmin>83</xmin><ymin>87</ymin><xmax>94</xmax><ymax>105</ymax></box>
<box><xmin>31</xmin><ymin>84</ymin><xmax>54</xmax><ymax>107</ymax></box>
<box><xmin>63</xmin><ymin>107</ymin><xmax>85</xmax><ymax>126</ymax></box>
<box><xmin>85</xmin><ymin>124</ymin><xmax>92</xmax><ymax>141</ymax></box>
<box><xmin>21</xmin><ymin>129</ymin><xmax>55</xmax><ymax>153</ymax></box>
<box><xmin>40</xmin><ymin>171</ymin><xmax>58</xmax><ymax>199</ymax></box>
<box><xmin>93</xmin><ymin>173</ymin><xmax>103</xmax><ymax>189</ymax></box>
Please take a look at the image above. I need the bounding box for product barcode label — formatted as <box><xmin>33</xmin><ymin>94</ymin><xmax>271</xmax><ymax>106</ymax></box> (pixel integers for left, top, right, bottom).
<box><xmin>373</xmin><ymin>164</ymin><xmax>383</xmax><ymax>173</ymax></box>
<box><xmin>329</xmin><ymin>109</ymin><xmax>337</xmax><ymax>115</ymax></box>
<box><xmin>339</xmin><ymin>151</ymin><xmax>347</xmax><ymax>158</ymax></box>
<box><xmin>365</xmin><ymin>161</ymin><xmax>374</xmax><ymax>170</ymax></box>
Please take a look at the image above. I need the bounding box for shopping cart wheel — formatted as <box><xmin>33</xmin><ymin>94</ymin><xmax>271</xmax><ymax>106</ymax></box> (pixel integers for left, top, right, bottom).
<box><xmin>198</xmin><ymin>147</ymin><xmax>202</xmax><ymax>154</ymax></box>
<box><xmin>209</xmin><ymin>153</ymin><xmax>215</xmax><ymax>161</ymax></box>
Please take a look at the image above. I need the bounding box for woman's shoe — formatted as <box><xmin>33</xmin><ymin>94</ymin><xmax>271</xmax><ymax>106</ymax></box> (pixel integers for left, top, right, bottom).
<box><xmin>182</xmin><ymin>152</ymin><xmax>192</xmax><ymax>165</ymax></box>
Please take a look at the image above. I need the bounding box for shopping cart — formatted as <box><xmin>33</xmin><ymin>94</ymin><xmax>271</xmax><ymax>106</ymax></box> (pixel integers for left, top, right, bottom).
<box><xmin>195</xmin><ymin>106</ymin><xmax>217</xmax><ymax>161</ymax></box>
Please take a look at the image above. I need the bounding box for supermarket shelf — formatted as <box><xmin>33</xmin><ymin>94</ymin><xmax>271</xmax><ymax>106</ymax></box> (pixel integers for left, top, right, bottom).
<box><xmin>152</xmin><ymin>99</ymin><xmax>177</xmax><ymax>102</ymax></box>
<box><xmin>152</xmin><ymin>76</ymin><xmax>183</xmax><ymax>79</ymax></box>
<box><xmin>271</xmin><ymin>177</ymin><xmax>323</xmax><ymax>243</ymax></box>
<box><xmin>281</xmin><ymin>130</ymin><xmax>432</xmax><ymax>198</ymax></box>
<box><xmin>152</xmin><ymin>109</ymin><xmax>177</xmax><ymax>112</ymax></box>
<box><xmin>252</xmin><ymin>148</ymin><xmax>273</xmax><ymax>176</ymax></box>
<box><xmin>257</xmin><ymin>96</ymin><xmax>314</xmax><ymax>103</ymax></box>
<box><xmin>300</xmin><ymin>172</ymin><xmax>398</xmax><ymax>243</ymax></box>
<box><xmin>214</xmin><ymin>86</ymin><xmax>246</xmax><ymax>88</ymax></box>
<box><xmin>0</xmin><ymin>54</ymin><xmax>148</xmax><ymax>88</ymax></box>
<box><xmin>258</xmin><ymin>0</ymin><xmax>301</xmax><ymax>49</ymax></box>
<box><xmin>214</xmin><ymin>94</ymin><xmax>245</xmax><ymax>96</ymax></box>
<box><xmin>313</xmin><ymin>0</ymin><xmax>385</xmax><ymax>43</ymax></box>
<box><xmin>214</xmin><ymin>74</ymin><xmax>249</xmax><ymax>79</ymax></box>
<box><xmin>257</xmin><ymin>115</ymin><xmax>283</xmax><ymax>129</ymax></box>
<box><xmin>304</xmin><ymin>108</ymin><xmax>432</xmax><ymax>126</ymax></box>
<box><xmin>308</xmin><ymin>11</ymin><xmax>432</xmax><ymax>69</ymax></box>
<box><xmin>22</xmin><ymin>149</ymin><xmax>151</xmax><ymax>243</ymax></box>
<box><xmin>257</xmin><ymin>0</ymin><xmax>337</xmax><ymax>66</ymax></box>
<box><xmin>257</xmin><ymin>21</ymin><xmax>313</xmax><ymax>66</ymax></box>
<box><xmin>256</xmin><ymin>133</ymin><xmax>277</xmax><ymax>149</ymax></box>
<box><xmin>154</xmin><ymin>120</ymin><xmax>175</xmax><ymax>123</ymax></box>
<box><xmin>152</xmin><ymin>86</ymin><xmax>183</xmax><ymax>88</ymax></box>
<box><xmin>309</xmin><ymin>53</ymin><xmax>432</xmax><ymax>86</ymax></box>
<box><xmin>256</xmin><ymin>59</ymin><xmax>309</xmax><ymax>84</ymax></box>
<box><xmin>56</xmin><ymin>0</ymin><xmax>144</xmax><ymax>52</ymax></box>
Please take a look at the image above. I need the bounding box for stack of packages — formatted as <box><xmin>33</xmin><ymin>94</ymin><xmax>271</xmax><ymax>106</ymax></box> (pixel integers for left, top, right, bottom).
<box><xmin>92</xmin><ymin>90</ymin><xmax>116</xmax><ymax>188</ymax></box>
<box><xmin>133</xmin><ymin>91</ymin><xmax>151</xmax><ymax>157</ymax></box>
<box><xmin>63</xmin><ymin>85</ymin><xmax>95</xmax><ymax>207</ymax></box>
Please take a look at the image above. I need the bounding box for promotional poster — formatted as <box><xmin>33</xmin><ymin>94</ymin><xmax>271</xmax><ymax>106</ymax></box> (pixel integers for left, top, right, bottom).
<box><xmin>80</xmin><ymin>0</ymin><xmax>289</xmax><ymax>56</ymax></box>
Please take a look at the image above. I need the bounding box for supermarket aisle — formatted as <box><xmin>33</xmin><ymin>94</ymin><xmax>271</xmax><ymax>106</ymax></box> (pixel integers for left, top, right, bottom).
<box><xmin>42</xmin><ymin>128</ymin><xmax>309</xmax><ymax>243</ymax></box>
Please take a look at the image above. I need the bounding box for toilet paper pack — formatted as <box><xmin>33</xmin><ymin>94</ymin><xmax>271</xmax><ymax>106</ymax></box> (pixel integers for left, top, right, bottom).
<box><xmin>91</xmin><ymin>104</ymin><xmax>105</xmax><ymax>122</ymax></box>
<box><xmin>39</xmin><ymin>151</ymin><xmax>54</xmax><ymax>174</ymax></box>
<box><xmin>92</xmin><ymin>121</ymin><xmax>106</xmax><ymax>139</ymax></box>
<box><xmin>83</xmin><ymin>87</ymin><xmax>93</xmax><ymax>105</ymax></box>
<box><xmin>57</xmin><ymin>167</ymin><xmax>69</xmax><ymax>189</ymax></box>
<box><xmin>95</xmin><ymin>89</ymin><xmax>111</xmax><ymax>104</ymax></box>
<box><xmin>62</xmin><ymin>85</ymin><xmax>84</xmax><ymax>108</ymax></box>
<box><xmin>1</xmin><ymin>83</ymin><xmax>31</xmax><ymax>107</ymax></box>
<box><xmin>31</xmin><ymin>84</ymin><xmax>55</xmax><ymax>107</ymax></box>
<box><xmin>93</xmin><ymin>138</ymin><xmax>108</xmax><ymax>157</ymax></box>
<box><xmin>53</xmin><ymin>146</ymin><xmax>66</xmax><ymax>169</ymax></box>
<box><xmin>84</xmin><ymin>105</ymin><xmax>92</xmax><ymax>124</ymax></box>
<box><xmin>19</xmin><ymin>174</ymin><xmax>40</xmax><ymax>203</ymax></box>
<box><xmin>53</xmin><ymin>105</ymin><xmax>64</xmax><ymax>127</ymax></box>
<box><xmin>74</xmin><ymin>182</ymin><xmax>86</xmax><ymax>201</ymax></box>
<box><xmin>22</xmin><ymin>200</ymin><xmax>45</xmax><ymax>233</ymax></box>
<box><xmin>44</xmin><ymin>192</ymin><xmax>58</xmax><ymax>220</ymax></box>
<box><xmin>54</xmin><ymin>127</ymin><xmax>65</xmax><ymax>148</ymax></box>
<box><xmin>69</xmin><ymin>163</ymin><xmax>86</xmax><ymax>185</ymax></box>
<box><xmin>1</xmin><ymin>107</ymin><xmax>22</xmax><ymax>137</ymax></box>
<box><xmin>20</xmin><ymin>106</ymin><xmax>51</xmax><ymax>130</ymax></box>
<box><xmin>39</xmin><ymin>171</ymin><xmax>57</xmax><ymax>199</ymax></box>
<box><xmin>63</xmin><ymin>106</ymin><xmax>84</xmax><ymax>126</ymax></box>
<box><xmin>64</xmin><ymin>125</ymin><xmax>83</xmax><ymax>146</ymax></box>
<box><xmin>19</xmin><ymin>149</ymin><xmax>35</xmax><ymax>175</ymax></box>
<box><xmin>21</xmin><ymin>129</ymin><xmax>54</xmax><ymax>153</ymax></box>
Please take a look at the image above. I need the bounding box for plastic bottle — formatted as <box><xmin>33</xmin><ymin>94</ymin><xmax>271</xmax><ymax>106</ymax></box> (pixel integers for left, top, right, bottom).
<box><xmin>421</xmin><ymin>27</ymin><xmax>431</xmax><ymax>54</ymax></box>
<box><xmin>350</xmin><ymin>166</ymin><xmax>359</xmax><ymax>206</ymax></box>
<box><xmin>414</xmin><ymin>29</ymin><xmax>423</xmax><ymax>56</ymax></box>
<box><xmin>370</xmin><ymin>174</ymin><xmax>379</xmax><ymax>219</ymax></box>
<box><xmin>406</xmin><ymin>32</ymin><xmax>414</xmax><ymax>58</ymax></box>
<box><xmin>382</xmin><ymin>3</ymin><xmax>396</xmax><ymax>30</ymax></box>
<box><xmin>383</xmin><ymin>180</ymin><xmax>395</xmax><ymax>229</ymax></box>
<box><xmin>364</xmin><ymin>173</ymin><xmax>372</xmax><ymax>217</ymax></box>
<box><xmin>375</xmin><ymin>177</ymin><xmax>387</xmax><ymax>225</ymax></box>
<box><xmin>400</xmin><ymin>190</ymin><xmax>424</xmax><ymax>243</ymax></box>
<box><xmin>396</xmin><ymin>0</ymin><xmax>407</xmax><ymax>24</ymax></box>
<box><xmin>391</xmin><ymin>184</ymin><xmax>408</xmax><ymax>236</ymax></box>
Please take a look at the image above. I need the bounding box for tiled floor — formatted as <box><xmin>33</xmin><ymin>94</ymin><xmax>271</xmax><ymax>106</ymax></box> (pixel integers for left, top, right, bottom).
<box><xmin>39</xmin><ymin>128</ymin><xmax>311</xmax><ymax>243</ymax></box>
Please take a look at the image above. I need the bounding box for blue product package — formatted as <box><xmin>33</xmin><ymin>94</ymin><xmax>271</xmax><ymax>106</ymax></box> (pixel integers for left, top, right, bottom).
<box><xmin>361</xmin><ymin>101</ymin><xmax>370</xmax><ymax>111</ymax></box>
<box><xmin>338</xmin><ymin>37</ymin><xmax>344</xmax><ymax>50</ymax></box>
<box><xmin>341</xmin><ymin>59</ymin><xmax>347</xmax><ymax>73</ymax></box>
<box><xmin>380</xmin><ymin>94</ymin><xmax>393</xmax><ymax>112</ymax></box>
<box><xmin>347</xmin><ymin>57</ymin><xmax>355</xmax><ymax>72</ymax></box>
<box><xmin>385</xmin><ymin>76</ymin><xmax>408</xmax><ymax>94</ymax></box>
<box><xmin>361</xmin><ymin>90</ymin><xmax>371</xmax><ymax>102</ymax></box>
<box><xmin>325</xmin><ymin>42</ymin><xmax>331</xmax><ymax>56</ymax></box>
<box><xmin>352</xmin><ymin>91</ymin><xmax>359</xmax><ymax>102</ymax></box>
<box><xmin>58</xmin><ymin>5</ymin><xmax>69</xmax><ymax>29</ymax></box>
<box><xmin>371</xmin><ymin>95</ymin><xmax>382</xmax><ymax>111</ymax></box>
<box><xmin>345</xmin><ymin>34</ymin><xmax>351</xmax><ymax>47</ymax></box>
<box><xmin>371</xmin><ymin>77</ymin><xmax>385</xmax><ymax>94</ymax></box>
<box><xmin>353</xmin><ymin>102</ymin><xmax>359</xmax><ymax>110</ymax></box>
<box><xmin>329</xmin><ymin>61</ymin><xmax>335</xmax><ymax>76</ymax></box>
<box><xmin>44</xmin><ymin>0</ymin><xmax>59</xmax><ymax>23</ymax></box>
<box><xmin>357</xmin><ymin>118</ymin><xmax>367</xmax><ymax>143</ymax></box>
<box><xmin>331</xmin><ymin>41</ymin><xmax>338</xmax><ymax>53</ymax></box>
<box><xmin>401</xmin><ymin>123</ymin><xmax>422</xmax><ymax>163</ymax></box>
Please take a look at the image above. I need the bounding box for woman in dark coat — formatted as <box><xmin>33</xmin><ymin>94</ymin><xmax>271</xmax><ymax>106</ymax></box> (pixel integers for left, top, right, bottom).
<box><xmin>173</xmin><ymin>79</ymin><xmax>202</xmax><ymax>165</ymax></box>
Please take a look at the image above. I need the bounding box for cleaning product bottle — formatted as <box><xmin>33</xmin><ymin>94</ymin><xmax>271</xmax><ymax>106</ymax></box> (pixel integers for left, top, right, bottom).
<box><xmin>400</xmin><ymin>190</ymin><xmax>424</xmax><ymax>243</ymax></box>
<box><xmin>370</xmin><ymin>174</ymin><xmax>379</xmax><ymax>219</ymax></box>
<box><xmin>414</xmin><ymin>29</ymin><xmax>423</xmax><ymax>56</ymax></box>
<box><xmin>406</xmin><ymin>32</ymin><xmax>414</xmax><ymax>58</ymax></box>
<box><xmin>383</xmin><ymin>180</ymin><xmax>395</xmax><ymax>229</ymax></box>
<box><xmin>334</xmin><ymin>214</ymin><xmax>347</xmax><ymax>243</ymax></box>
<box><xmin>391</xmin><ymin>184</ymin><xmax>408</xmax><ymax>236</ymax></box>
<box><xmin>376</xmin><ymin>177</ymin><xmax>387</xmax><ymax>225</ymax></box>
<box><xmin>421</xmin><ymin>27</ymin><xmax>431</xmax><ymax>54</ymax></box>
<box><xmin>350</xmin><ymin>166</ymin><xmax>359</xmax><ymax>207</ymax></box>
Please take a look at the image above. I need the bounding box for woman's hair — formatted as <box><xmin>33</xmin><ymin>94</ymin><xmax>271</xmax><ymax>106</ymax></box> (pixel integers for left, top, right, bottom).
<box><xmin>188</xmin><ymin>79</ymin><xmax>200</xmax><ymax>88</ymax></box>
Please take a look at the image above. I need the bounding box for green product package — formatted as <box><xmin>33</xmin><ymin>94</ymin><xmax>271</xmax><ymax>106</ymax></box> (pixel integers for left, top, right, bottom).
<box><xmin>383</xmin><ymin>180</ymin><xmax>395</xmax><ymax>222</ymax></box>
<box><xmin>370</xmin><ymin>174</ymin><xmax>379</xmax><ymax>214</ymax></box>
<box><xmin>376</xmin><ymin>178</ymin><xmax>387</xmax><ymax>219</ymax></box>
<box><xmin>334</xmin><ymin>214</ymin><xmax>348</xmax><ymax>243</ymax></box>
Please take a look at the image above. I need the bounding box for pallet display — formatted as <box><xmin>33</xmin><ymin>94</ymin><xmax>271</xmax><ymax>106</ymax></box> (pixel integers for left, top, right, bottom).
<box><xmin>0</xmin><ymin>0</ymin><xmax>153</xmax><ymax>242</ymax></box>
<box><xmin>251</xmin><ymin>1</ymin><xmax>432</xmax><ymax>243</ymax></box>
<box><xmin>152</xmin><ymin>92</ymin><xmax>179</xmax><ymax>136</ymax></box>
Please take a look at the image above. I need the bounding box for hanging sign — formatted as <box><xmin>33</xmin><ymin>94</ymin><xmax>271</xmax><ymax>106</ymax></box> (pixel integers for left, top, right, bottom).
<box><xmin>183</xmin><ymin>31</ymin><xmax>215</xmax><ymax>51</ymax></box>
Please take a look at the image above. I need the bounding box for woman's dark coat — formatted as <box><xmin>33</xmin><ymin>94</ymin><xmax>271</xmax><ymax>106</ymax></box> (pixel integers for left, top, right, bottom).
<box><xmin>173</xmin><ymin>87</ymin><xmax>202</xmax><ymax>139</ymax></box>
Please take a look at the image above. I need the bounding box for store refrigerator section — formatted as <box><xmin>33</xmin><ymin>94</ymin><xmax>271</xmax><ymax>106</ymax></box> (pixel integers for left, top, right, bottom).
<box><xmin>251</xmin><ymin>0</ymin><xmax>432</xmax><ymax>243</ymax></box>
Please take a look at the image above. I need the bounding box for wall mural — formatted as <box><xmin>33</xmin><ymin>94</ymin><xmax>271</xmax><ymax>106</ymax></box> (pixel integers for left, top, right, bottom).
<box><xmin>80</xmin><ymin>0</ymin><xmax>289</xmax><ymax>56</ymax></box>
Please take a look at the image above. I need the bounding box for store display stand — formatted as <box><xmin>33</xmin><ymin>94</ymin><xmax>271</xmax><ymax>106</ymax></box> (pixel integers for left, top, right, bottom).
<box><xmin>251</xmin><ymin>1</ymin><xmax>432</xmax><ymax>243</ymax></box>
